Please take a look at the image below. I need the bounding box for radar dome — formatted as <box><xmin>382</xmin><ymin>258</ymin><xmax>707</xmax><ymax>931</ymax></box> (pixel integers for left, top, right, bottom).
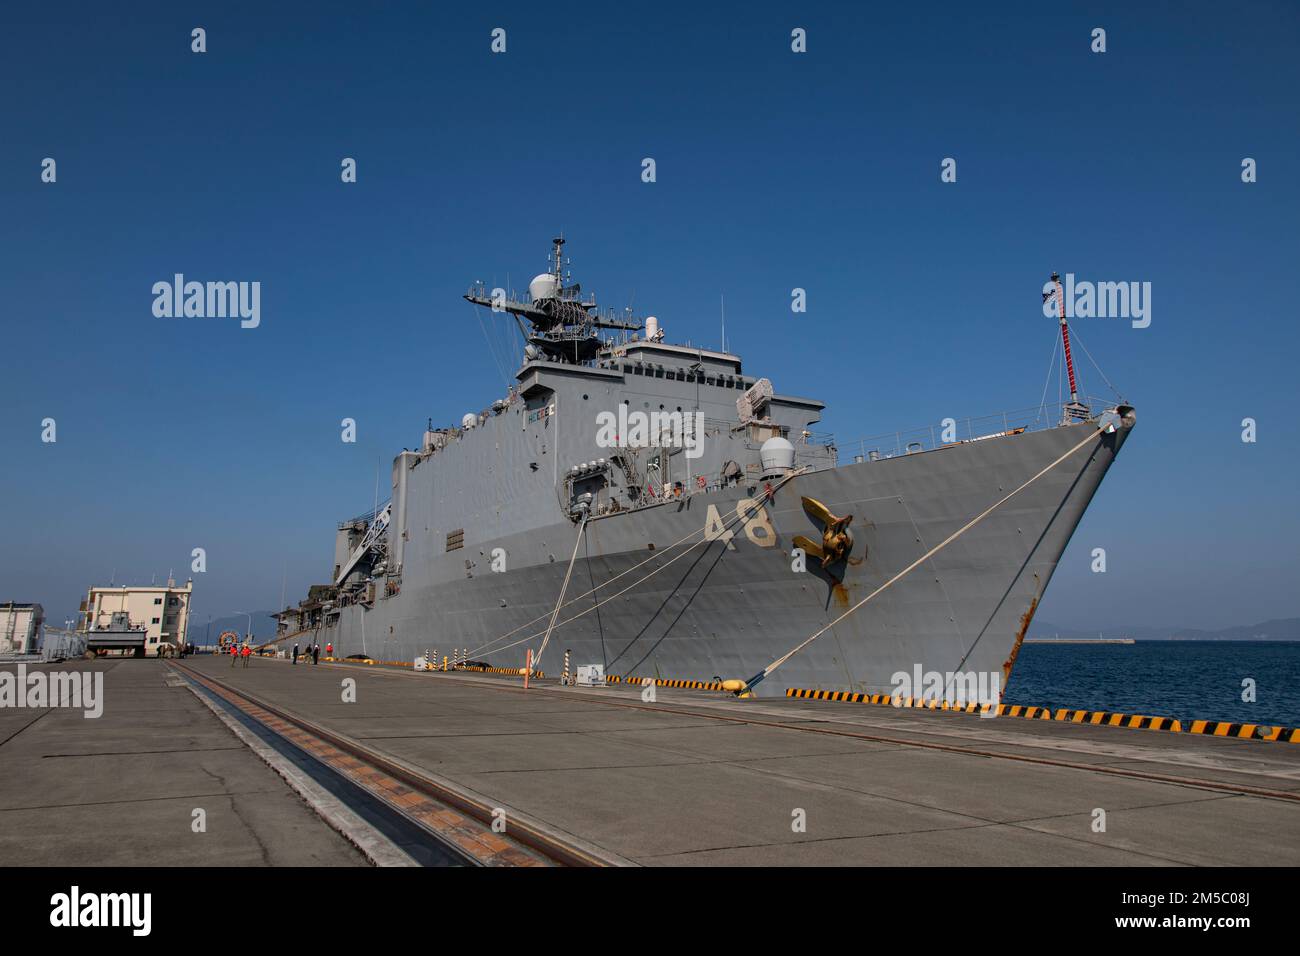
<box><xmin>461</xmin><ymin>413</ymin><xmax>477</xmax><ymax>430</ymax></box>
<box><xmin>529</xmin><ymin>273</ymin><xmax>559</xmax><ymax>302</ymax></box>
<box><xmin>759</xmin><ymin>436</ymin><xmax>796</xmax><ymax>473</ymax></box>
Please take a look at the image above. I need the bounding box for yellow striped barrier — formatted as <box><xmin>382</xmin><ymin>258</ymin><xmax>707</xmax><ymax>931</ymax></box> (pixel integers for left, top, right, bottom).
<box><xmin>784</xmin><ymin>687</ymin><xmax>1299</xmax><ymax>742</ymax></box>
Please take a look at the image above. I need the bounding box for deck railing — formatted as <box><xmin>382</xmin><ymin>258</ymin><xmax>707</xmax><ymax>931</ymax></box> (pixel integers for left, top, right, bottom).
<box><xmin>836</xmin><ymin>398</ymin><xmax>1113</xmax><ymax>464</ymax></box>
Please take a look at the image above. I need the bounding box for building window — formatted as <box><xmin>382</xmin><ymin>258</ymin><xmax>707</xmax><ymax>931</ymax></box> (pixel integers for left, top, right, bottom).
<box><xmin>151</xmin><ymin>617</ymin><xmax>160</xmax><ymax>625</ymax></box>
<box><xmin>154</xmin><ymin>598</ymin><xmax>162</xmax><ymax>605</ymax></box>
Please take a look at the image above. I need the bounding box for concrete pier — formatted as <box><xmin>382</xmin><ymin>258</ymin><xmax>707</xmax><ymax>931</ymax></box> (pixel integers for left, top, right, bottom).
<box><xmin>183</xmin><ymin>656</ymin><xmax>1300</xmax><ymax>865</ymax></box>
<box><xmin>0</xmin><ymin>659</ymin><xmax>367</xmax><ymax>866</ymax></box>
<box><xmin>3</xmin><ymin>655</ymin><xmax>1297</xmax><ymax>866</ymax></box>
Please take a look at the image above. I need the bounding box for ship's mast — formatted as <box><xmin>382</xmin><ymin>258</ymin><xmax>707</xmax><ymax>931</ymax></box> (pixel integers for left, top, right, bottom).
<box><xmin>464</xmin><ymin>237</ymin><xmax>642</xmax><ymax>366</ymax></box>
<box><xmin>1049</xmin><ymin>271</ymin><xmax>1089</xmax><ymax>423</ymax></box>
<box><xmin>1051</xmin><ymin>272</ymin><xmax>1078</xmax><ymax>403</ymax></box>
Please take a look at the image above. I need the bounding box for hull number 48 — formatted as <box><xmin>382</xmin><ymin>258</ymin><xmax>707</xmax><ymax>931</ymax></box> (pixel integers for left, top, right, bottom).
<box><xmin>705</xmin><ymin>500</ymin><xmax>775</xmax><ymax>550</ymax></box>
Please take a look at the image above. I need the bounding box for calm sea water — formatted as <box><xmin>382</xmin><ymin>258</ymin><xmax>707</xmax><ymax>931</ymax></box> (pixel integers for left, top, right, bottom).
<box><xmin>1003</xmin><ymin>641</ymin><xmax>1300</xmax><ymax>727</ymax></box>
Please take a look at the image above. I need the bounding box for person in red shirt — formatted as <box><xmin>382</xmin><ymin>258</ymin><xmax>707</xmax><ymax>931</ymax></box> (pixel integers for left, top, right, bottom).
<box><xmin>230</xmin><ymin>643</ymin><xmax>238</xmax><ymax>667</ymax></box>
<box><xmin>325</xmin><ymin>642</ymin><xmax>332</xmax><ymax>658</ymax></box>
<box><xmin>241</xmin><ymin>644</ymin><xmax>251</xmax><ymax>668</ymax></box>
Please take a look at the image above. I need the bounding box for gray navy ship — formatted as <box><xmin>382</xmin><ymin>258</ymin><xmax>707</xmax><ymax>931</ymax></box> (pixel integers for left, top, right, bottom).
<box><xmin>280</xmin><ymin>239</ymin><xmax>1134</xmax><ymax>699</ymax></box>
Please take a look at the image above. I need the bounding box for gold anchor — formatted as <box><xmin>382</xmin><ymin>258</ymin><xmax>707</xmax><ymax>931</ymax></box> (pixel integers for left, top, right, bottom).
<box><xmin>792</xmin><ymin>496</ymin><xmax>854</xmax><ymax>574</ymax></box>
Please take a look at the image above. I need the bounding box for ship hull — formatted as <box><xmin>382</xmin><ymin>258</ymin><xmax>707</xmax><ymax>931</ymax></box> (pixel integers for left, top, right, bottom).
<box><xmin>319</xmin><ymin>415</ymin><xmax>1132</xmax><ymax>698</ymax></box>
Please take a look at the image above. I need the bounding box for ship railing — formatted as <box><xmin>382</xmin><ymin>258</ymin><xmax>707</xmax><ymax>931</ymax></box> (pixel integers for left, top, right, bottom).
<box><xmin>796</xmin><ymin>429</ymin><xmax>836</xmax><ymax>447</ymax></box>
<box><xmin>838</xmin><ymin>398</ymin><xmax>1113</xmax><ymax>464</ymax></box>
<box><xmin>338</xmin><ymin>499</ymin><xmax>392</xmax><ymax>529</ymax></box>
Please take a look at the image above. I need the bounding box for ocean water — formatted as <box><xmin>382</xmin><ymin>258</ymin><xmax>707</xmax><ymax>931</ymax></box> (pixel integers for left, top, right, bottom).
<box><xmin>1003</xmin><ymin>641</ymin><xmax>1300</xmax><ymax>728</ymax></box>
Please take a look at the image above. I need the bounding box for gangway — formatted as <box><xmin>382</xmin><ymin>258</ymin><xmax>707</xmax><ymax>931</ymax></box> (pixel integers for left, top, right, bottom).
<box><xmin>334</xmin><ymin>503</ymin><xmax>391</xmax><ymax>586</ymax></box>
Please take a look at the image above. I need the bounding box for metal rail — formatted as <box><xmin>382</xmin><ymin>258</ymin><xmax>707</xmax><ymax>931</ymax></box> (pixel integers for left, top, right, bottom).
<box><xmin>836</xmin><ymin>398</ymin><xmax>1115</xmax><ymax>463</ymax></box>
<box><xmin>173</xmin><ymin>661</ymin><xmax>613</xmax><ymax>867</ymax></box>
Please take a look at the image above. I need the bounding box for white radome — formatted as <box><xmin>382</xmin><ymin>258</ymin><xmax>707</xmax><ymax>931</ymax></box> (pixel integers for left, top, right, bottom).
<box><xmin>759</xmin><ymin>436</ymin><xmax>796</xmax><ymax>472</ymax></box>
<box><xmin>461</xmin><ymin>413</ymin><xmax>477</xmax><ymax>430</ymax></box>
<box><xmin>529</xmin><ymin>273</ymin><xmax>558</xmax><ymax>301</ymax></box>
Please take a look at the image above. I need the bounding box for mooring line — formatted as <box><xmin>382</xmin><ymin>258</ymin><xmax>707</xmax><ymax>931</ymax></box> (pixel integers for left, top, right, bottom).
<box><xmin>533</xmin><ymin>512</ymin><xmax>588</xmax><ymax>671</ymax></box>
<box><xmin>467</xmin><ymin>469</ymin><xmax>805</xmax><ymax>659</ymax></box>
<box><xmin>738</xmin><ymin>424</ymin><xmax>1108</xmax><ymax>693</ymax></box>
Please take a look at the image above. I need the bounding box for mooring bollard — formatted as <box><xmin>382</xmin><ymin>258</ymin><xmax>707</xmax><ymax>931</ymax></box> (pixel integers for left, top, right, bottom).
<box><xmin>563</xmin><ymin>649</ymin><xmax>571</xmax><ymax>686</ymax></box>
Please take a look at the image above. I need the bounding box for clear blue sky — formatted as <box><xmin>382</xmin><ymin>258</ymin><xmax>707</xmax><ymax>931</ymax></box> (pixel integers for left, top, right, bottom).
<box><xmin>2</xmin><ymin>1</ymin><xmax>1297</xmax><ymax>631</ymax></box>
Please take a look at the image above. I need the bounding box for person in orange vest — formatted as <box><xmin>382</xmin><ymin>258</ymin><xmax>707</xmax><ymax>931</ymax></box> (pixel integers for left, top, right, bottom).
<box><xmin>230</xmin><ymin>643</ymin><xmax>238</xmax><ymax>667</ymax></box>
<box><xmin>241</xmin><ymin>644</ymin><xmax>252</xmax><ymax>668</ymax></box>
<box><xmin>325</xmin><ymin>642</ymin><xmax>332</xmax><ymax>658</ymax></box>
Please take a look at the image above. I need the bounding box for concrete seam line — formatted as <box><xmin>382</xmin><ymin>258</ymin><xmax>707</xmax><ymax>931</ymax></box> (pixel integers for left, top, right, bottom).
<box><xmin>184</xmin><ymin>679</ymin><xmax>417</xmax><ymax>868</ymax></box>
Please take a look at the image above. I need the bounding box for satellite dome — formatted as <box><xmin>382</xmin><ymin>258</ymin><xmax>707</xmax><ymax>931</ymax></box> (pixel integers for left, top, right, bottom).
<box><xmin>529</xmin><ymin>273</ymin><xmax>559</xmax><ymax>302</ymax></box>
<box><xmin>461</xmin><ymin>413</ymin><xmax>477</xmax><ymax>430</ymax></box>
<box><xmin>759</xmin><ymin>436</ymin><xmax>796</xmax><ymax>473</ymax></box>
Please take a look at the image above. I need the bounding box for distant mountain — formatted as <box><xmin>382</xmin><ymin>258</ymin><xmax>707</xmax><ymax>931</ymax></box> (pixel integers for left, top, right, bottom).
<box><xmin>188</xmin><ymin>611</ymin><xmax>279</xmax><ymax>646</ymax></box>
<box><xmin>1029</xmin><ymin>618</ymin><xmax>1300</xmax><ymax>642</ymax></box>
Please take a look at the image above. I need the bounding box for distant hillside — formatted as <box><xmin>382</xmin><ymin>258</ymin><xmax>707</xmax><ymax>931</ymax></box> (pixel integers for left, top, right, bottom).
<box><xmin>1029</xmin><ymin>618</ymin><xmax>1300</xmax><ymax>642</ymax></box>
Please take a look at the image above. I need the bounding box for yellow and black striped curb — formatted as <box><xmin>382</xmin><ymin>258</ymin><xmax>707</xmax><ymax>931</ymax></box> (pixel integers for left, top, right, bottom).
<box><xmin>325</xmin><ymin>657</ymin><xmax>547</xmax><ymax>678</ymax></box>
<box><xmin>321</xmin><ymin>656</ymin><xmax>727</xmax><ymax>690</ymax></box>
<box><xmin>605</xmin><ymin>675</ymin><xmax>726</xmax><ymax>692</ymax></box>
<box><xmin>784</xmin><ymin>688</ymin><xmax>1300</xmax><ymax>743</ymax></box>
<box><xmin>460</xmin><ymin>665</ymin><xmax>548</xmax><ymax>678</ymax></box>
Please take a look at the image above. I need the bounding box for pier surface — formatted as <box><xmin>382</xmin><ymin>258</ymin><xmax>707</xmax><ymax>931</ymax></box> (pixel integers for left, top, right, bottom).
<box><xmin>4</xmin><ymin>655</ymin><xmax>1299</xmax><ymax>866</ymax></box>
<box><xmin>0</xmin><ymin>660</ymin><xmax>367</xmax><ymax>866</ymax></box>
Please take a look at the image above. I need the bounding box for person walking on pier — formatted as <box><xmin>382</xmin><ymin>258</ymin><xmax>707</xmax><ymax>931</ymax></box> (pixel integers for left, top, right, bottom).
<box><xmin>230</xmin><ymin>643</ymin><xmax>238</xmax><ymax>667</ymax></box>
<box><xmin>311</xmin><ymin>643</ymin><xmax>320</xmax><ymax>665</ymax></box>
<box><xmin>325</xmin><ymin>642</ymin><xmax>332</xmax><ymax>658</ymax></box>
<box><xmin>241</xmin><ymin>644</ymin><xmax>251</xmax><ymax>668</ymax></box>
<box><xmin>293</xmin><ymin>641</ymin><xmax>300</xmax><ymax>665</ymax></box>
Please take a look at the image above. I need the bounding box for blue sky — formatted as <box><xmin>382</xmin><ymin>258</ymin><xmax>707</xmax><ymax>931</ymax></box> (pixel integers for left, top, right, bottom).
<box><xmin>2</xmin><ymin>1</ymin><xmax>1297</xmax><ymax>631</ymax></box>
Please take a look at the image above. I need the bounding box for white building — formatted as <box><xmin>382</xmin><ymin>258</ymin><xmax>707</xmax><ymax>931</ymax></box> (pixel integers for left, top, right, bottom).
<box><xmin>79</xmin><ymin>579</ymin><xmax>193</xmax><ymax>657</ymax></box>
<box><xmin>1</xmin><ymin>603</ymin><xmax>44</xmax><ymax>654</ymax></box>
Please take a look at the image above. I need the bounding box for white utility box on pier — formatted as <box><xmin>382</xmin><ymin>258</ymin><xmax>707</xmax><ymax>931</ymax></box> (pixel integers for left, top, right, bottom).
<box><xmin>575</xmin><ymin>664</ymin><xmax>606</xmax><ymax>687</ymax></box>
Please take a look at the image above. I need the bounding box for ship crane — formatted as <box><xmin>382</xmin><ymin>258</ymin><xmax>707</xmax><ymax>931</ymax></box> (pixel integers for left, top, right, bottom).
<box><xmin>334</xmin><ymin>503</ymin><xmax>391</xmax><ymax>586</ymax></box>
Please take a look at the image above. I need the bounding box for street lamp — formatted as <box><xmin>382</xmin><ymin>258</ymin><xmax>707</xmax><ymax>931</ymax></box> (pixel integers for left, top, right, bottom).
<box><xmin>238</xmin><ymin>611</ymin><xmax>253</xmax><ymax>644</ymax></box>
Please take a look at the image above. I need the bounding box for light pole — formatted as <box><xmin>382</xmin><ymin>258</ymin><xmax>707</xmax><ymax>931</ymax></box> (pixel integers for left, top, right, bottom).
<box><xmin>239</xmin><ymin>611</ymin><xmax>253</xmax><ymax>644</ymax></box>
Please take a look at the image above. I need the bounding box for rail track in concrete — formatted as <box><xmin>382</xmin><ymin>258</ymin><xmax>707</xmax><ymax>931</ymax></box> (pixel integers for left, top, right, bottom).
<box><xmin>173</xmin><ymin>661</ymin><xmax>620</xmax><ymax>867</ymax></box>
